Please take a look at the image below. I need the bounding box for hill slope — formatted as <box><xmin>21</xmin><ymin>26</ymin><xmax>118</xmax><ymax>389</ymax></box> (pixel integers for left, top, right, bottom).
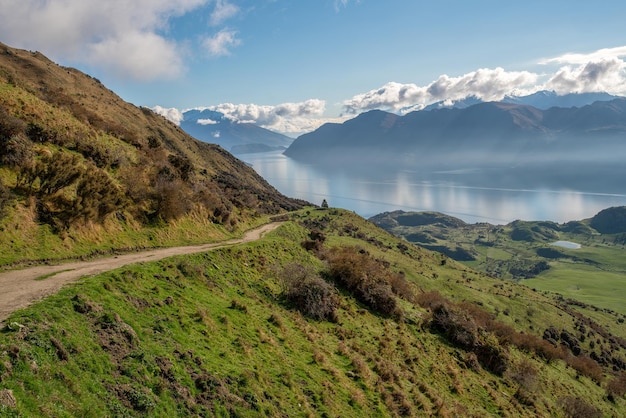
<box><xmin>370</xmin><ymin>208</ymin><xmax>626</xmax><ymax>314</ymax></box>
<box><xmin>0</xmin><ymin>42</ymin><xmax>306</xmax><ymax>265</ymax></box>
<box><xmin>0</xmin><ymin>209</ymin><xmax>624</xmax><ymax>416</ymax></box>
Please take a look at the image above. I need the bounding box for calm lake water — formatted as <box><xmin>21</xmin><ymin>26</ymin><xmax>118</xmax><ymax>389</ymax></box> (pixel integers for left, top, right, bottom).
<box><xmin>238</xmin><ymin>150</ymin><xmax>626</xmax><ymax>225</ymax></box>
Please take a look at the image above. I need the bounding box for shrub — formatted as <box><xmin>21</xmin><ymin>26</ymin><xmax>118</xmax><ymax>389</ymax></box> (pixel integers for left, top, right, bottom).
<box><xmin>1</xmin><ymin>134</ymin><xmax>33</xmax><ymax>168</ymax></box>
<box><xmin>0</xmin><ymin>180</ymin><xmax>12</xmax><ymax>219</ymax></box>
<box><xmin>280</xmin><ymin>263</ymin><xmax>339</xmax><ymax>322</ymax></box>
<box><xmin>431</xmin><ymin>304</ymin><xmax>479</xmax><ymax>349</ymax></box>
<box><xmin>509</xmin><ymin>359</ymin><xmax>538</xmax><ymax>404</ymax></box>
<box><xmin>326</xmin><ymin>246</ymin><xmax>400</xmax><ymax>317</ymax></box>
<box><xmin>153</xmin><ymin>178</ymin><xmax>193</xmax><ymax>221</ymax></box>
<box><xmin>606</xmin><ymin>371</ymin><xmax>626</xmax><ymax>401</ymax></box>
<box><xmin>73</xmin><ymin>166</ymin><xmax>125</xmax><ymax>223</ymax></box>
<box><xmin>559</xmin><ymin>396</ymin><xmax>601</xmax><ymax>418</ymax></box>
<box><xmin>568</xmin><ymin>355</ymin><xmax>604</xmax><ymax>382</ymax></box>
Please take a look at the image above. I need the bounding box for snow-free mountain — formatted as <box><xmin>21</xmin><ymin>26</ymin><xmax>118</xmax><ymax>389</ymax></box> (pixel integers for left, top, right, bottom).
<box><xmin>284</xmin><ymin>96</ymin><xmax>626</xmax><ymax>167</ymax></box>
<box><xmin>180</xmin><ymin>109</ymin><xmax>293</xmax><ymax>154</ymax></box>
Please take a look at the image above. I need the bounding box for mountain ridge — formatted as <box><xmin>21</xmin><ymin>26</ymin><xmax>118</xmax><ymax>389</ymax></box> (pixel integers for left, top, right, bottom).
<box><xmin>180</xmin><ymin>108</ymin><xmax>293</xmax><ymax>154</ymax></box>
<box><xmin>284</xmin><ymin>97</ymin><xmax>626</xmax><ymax>165</ymax></box>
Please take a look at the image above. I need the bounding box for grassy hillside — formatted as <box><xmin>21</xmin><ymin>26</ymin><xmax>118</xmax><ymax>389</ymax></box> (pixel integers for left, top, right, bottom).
<box><xmin>371</xmin><ymin>210</ymin><xmax>626</xmax><ymax>315</ymax></box>
<box><xmin>1</xmin><ymin>209</ymin><xmax>624</xmax><ymax>416</ymax></box>
<box><xmin>0</xmin><ymin>42</ymin><xmax>306</xmax><ymax>267</ymax></box>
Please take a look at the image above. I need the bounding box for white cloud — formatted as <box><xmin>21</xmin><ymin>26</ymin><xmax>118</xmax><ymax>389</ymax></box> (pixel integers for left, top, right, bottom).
<box><xmin>203</xmin><ymin>29</ymin><xmax>241</xmax><ymax>56</ymax></box>
<box><xmin>0</xmin><ymin>0</ymin><xmax>208</xmax><ymax>80</ymax></box>
<box><xmin>540</xmin><ymin>46</ymin><xmax>626</xmax><ymax>65</ymax></box>
<box><xmin>182</xmin><ymin>99</ymin><xmax>341</xmax><ymax>135</ymax></box>
<box><xmin>210</xmin><ymin>0</ymin><xmax>239</xmax><ymax>26</ymax></box>
<box><xmin>197</xmin><ymin>118</ymin><xmax>218</xmax><ymax>125</ymax></box>
<box><xmin>343</xmin><ymin>68</ymin><xmax>539</xmax><ymax>114</ymax></box>
<box><xmin>545</xmin><ymin>58</ymin><xmax>626</xmax><ymax>95</ymax></box>
<box><xmin>151</xmin><ymin>105</ymin><xmax>184</xmax><ymax>125</ymax></box>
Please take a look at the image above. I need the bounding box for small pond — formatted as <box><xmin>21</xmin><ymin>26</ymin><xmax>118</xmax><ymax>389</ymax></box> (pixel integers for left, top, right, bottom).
<box><xmin>551</xmin><ymin>241</ymin><xmax>582</xmax><ymax>249</ymax></box>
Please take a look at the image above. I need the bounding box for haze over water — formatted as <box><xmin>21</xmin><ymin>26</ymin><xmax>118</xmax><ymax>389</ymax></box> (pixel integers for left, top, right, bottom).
<box><xmin>240</xmin><ymin>151</ymin><xmax>626</xmax><ymax>225</ymax></box>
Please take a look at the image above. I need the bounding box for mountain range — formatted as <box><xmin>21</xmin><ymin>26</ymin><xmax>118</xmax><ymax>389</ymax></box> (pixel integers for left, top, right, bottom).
<box><xmin>423</xmin><ymin>91</ymin><xmax>620</xmax><ymax>111</ymax></box>
<box><xmin>180</xmin><ymin>109</ymin><xmax>293</xmax><ymax>154</ymax></box>
<box><xmin>285</xmin><ymin>95</ymin><xmax>626</xmax><ymax>167</ymax></box>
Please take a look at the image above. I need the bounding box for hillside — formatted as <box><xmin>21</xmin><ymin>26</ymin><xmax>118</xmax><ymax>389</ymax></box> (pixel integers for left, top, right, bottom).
<box><xmin>370</xmin><ymin>208</ymin><xmax>626</xmax><ymax>314</ymax></box>
<box><xmin>180</xmin><ymin>109</ymin><xmax>293</xmax><ymax>154</ymax></box>
<box><xmin>0</xmin><ymin>209</ymin><xmax>625</xmax><ymax>416</ymax></box>
<box><xmin>284</xmin><ymin>98</ymin><xmax>626</xmax><ymax>166</ymax></box>
<box><xmin>0</xmin><ymin>42</ymin><xmax>306</xmax><ymax>265</ymax></box>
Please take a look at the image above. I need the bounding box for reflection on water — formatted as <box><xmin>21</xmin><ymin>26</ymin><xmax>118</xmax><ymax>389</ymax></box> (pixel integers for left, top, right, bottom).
<box><xmin>239</xmin><ymin>151</ymin><xmax>626</xmax><ymax>224</ymax></box>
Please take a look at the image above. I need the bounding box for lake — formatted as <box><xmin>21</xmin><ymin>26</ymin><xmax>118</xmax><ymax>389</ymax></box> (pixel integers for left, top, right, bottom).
<box><xmin>237</xmin><ymin>150</ymin><xmax>626</xmax><ymax>224</ymax></box>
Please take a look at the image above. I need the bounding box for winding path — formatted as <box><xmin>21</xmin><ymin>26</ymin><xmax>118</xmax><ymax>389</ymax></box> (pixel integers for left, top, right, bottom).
<box><xmin>0</xmin><ymin>222</ymin><xmax>282</xmax><ymax>323</ymax></box>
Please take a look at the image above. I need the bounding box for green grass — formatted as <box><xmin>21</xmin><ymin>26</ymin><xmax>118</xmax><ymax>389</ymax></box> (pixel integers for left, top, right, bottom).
<box><xmin>372</xmin><ymin>212</ymin><xmax>626</xmax><ymax>316</ymax></box>
<box><xmin>526</xmin><ymin>263</ymin><xmax>626</xmax><ymax>314</ymax></box>
<box><xmin>0</xmin><ymin>209</ymin><xmax>624</xmax><ymax>416</ymax></box>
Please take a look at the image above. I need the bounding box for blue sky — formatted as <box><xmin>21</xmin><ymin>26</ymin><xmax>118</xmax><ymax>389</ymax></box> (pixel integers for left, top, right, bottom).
<box><xmin>1</xmin><ymin>0</ymin><xmax>626</xmax><ymax>135</ymax></box>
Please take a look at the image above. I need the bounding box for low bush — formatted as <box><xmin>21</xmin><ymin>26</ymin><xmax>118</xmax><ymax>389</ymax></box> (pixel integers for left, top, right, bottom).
<box><xmin>0</xmin><ymin>180</ymin><xmax>12</xmax><ymax>219</ymax></box>
<box><xmin>326</xmin><ymin>247</ymin><xmax>400</xmax><ymax>317</ymax></box>
<box><xmin>280</xmin><ymin>263</ymin><xmax>339</xmax><ymax>322</ymax></box>
<box><xmin>606</xmin><ymin>371</ymin><xmax>626</xmax><ymax>401</ymax></box>
<box><xmin>559</xmin><ymin>396</ymin><xmax>602</xmax><ymax>418</ymax></box>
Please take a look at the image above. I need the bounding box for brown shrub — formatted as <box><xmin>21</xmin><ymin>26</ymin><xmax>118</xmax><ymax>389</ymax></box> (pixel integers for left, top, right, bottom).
<box><xmin>153</xmin><ymin>178</ymin><xmax>193</xmax><ymax>221</ymax></box>
<box><xmin>326</xmin><ymin>246</ymin><xmax>400</xmax><ymax>317</ymax></box>
<box><xmin>509</xmin><ymin>359</ymin><xmax>538</xmax><ymax>404</ymax></box>
<box><xmin>0</xmin><ymin>180</ymin><xmax>12</xmax><ymax>219</ymax></box>
<box><xmin>568</xmin><ymin>355</ymin><xmax>604</xmax><ymax>382</ymax></box>
<box><xmin>431</xmin><ymin>303</ymin><xmax>479</xmax><ymax>349</ymax></box>
<box><xmin>606</xmin><ymin>371</ymin><xmax>626</xmax><ymax>401</ymax></box>
<box><xmin>280</xmin><ymin>263</ymin><xmax>339</xmax><ymax>322</ymax></box>
<box><xmin>416</xmin><ymin>290</ymin><xmax>448</xmax><ymax>310</ymax></box>
<box><xmin>559</xmin><ymin>396</ymin><xmax>602</xmax><ymax>418</ymax></box>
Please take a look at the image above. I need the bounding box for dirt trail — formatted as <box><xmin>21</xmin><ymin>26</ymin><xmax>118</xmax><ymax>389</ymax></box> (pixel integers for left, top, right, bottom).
<box><xmin>0</xmin><ymin>222</ymin><xmax>282</xmax><ymax>323</ymax></box>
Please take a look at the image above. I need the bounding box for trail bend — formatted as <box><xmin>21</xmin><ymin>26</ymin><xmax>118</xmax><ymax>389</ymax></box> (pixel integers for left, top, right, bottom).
<box><xmin>0</xmin><ymin>222</ymin><xmax>282</xmax><ymax>323</ymax></box>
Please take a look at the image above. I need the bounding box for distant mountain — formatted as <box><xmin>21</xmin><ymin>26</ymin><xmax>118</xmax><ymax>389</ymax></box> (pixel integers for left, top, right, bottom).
<box><xmin>180</xmin><ymin>109</ymin><xmax>292</xmax><ymax>154</ymax></box>
<box><xmin>284</xmin><ymin>98</ymin><xmax>626</xmax><ymax>166</ymax></box>
<box><xmin>423</xmin><ymin>90</ymin><xmax>621</xmax><ymax>111</ymax></box>
<box><xmin>503</xmin><ymin>90</ymin><xmax>621</xmax><ymax>109</ymax></box>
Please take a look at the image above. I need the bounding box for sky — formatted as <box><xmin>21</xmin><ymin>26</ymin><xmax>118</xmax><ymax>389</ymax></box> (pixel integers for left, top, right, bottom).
<box><xmin>1</xmin><ymin>0</ymin><xmax>626</xmax><ymax>136</ymax></box>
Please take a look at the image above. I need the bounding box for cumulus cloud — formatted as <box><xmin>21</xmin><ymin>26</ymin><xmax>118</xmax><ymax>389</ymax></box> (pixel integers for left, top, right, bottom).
<box><xmin>153</xmin><ymin>99</ymin><xmax>335</xmax><ymax>135</ymax></box>
<box><xmin>151</xmin><ymin>105</ymin><xmax>184</xmax><ymax>125</ymax></box>
<box><xmin>545</xmin><ymin>58</ymin><xmax>626</xmax><ymax>95</ymax></box>
<box><xmin>540</xmin><ymin>46</ymin><xmax>626</xmax><ymax>65</ymax></box>
<box><xmin>210</xmin><ymin>0</ymin><xmax>239</xmax><ymax>26</ymax></box>
<box><xmin>535</xmin><ymin>46</ymin><xmax>626</xmax><ymax>96</ymax></box>
<box><xmin>203</xmin><ymin>99</ymin><xmax>328</xmax><ymax>133</ymax></box>
<box><xmin>343</xmin><ymin>68</ymin><xmax>539</xmax><ymax>114</ymax></box>
<box><xmin>203</xmin><ymin>29</ymin><xmax>241</xmax><ymax>56</ymax></box>
<box><xmin>0</xmin><ymin>0</ymin><xmax>208</xmax><ymax>81</ymax></box>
